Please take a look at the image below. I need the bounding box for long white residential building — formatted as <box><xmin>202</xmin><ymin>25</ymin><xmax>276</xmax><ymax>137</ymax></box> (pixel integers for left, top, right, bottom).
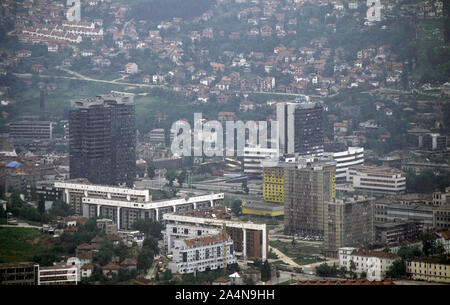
<box><xmin>339</xmin><ymin>247</ymin><xmax>400</xmax><ymax>281</ymax></box>
<box><xmin>55</xmin><ymin>181</ymin><xmax>224</xmax><ymax>229</ymax></box>
<box><xmin>38</xmin><ymin>265</ymin><xmax>78</xmax><ymax>285</ymax></box>
<box><xmin>163</xmin><ymin>213</ymin><xmax>268</xmax><ymax>261</ymax></box>
<box><xmin>347</xmin><ymin>165</ymin><xmax>406</xmax><ymax>195</ymax></box>
<box><xmin>169</xmin><ymin>234</ymin><xmax>237</xmax><ymax>274</ymax></box>
<box><xmin>324</xmin><ymin>147</ymin><xmax>364</xmax><ymax>183</ymax></box>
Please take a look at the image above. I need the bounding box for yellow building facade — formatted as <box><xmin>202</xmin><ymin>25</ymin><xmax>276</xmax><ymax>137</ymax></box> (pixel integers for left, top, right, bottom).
<box><xmin>406</xmin><ymin>259</ymin><xmax>450</xmax><ymax>283</ymax></box>
<box><xmin>262</xmin><ymin>166</ymin><xmax>285</xmax><ymax>203</ymax></box>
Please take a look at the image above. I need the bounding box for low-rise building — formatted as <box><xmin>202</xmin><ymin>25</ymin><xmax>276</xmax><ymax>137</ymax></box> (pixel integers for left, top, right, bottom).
<box><xmin>436</xmin><ymin>230</ymin><xmax>450</xmax><ymax>253</ymax></box>
<box><xmin>375</xmin><ymin>221</ymin><xmax>422</xmax><ymax>245</ymax></box>
<box><xmin>102</xmin><ymin>263</ymin><xmax>121</xmax><ymax>279</ymax></box>
<box><xmin>38</xmin><ymin>265</ymin><xmax>78</xmax><ymax>285</ymax></box>
<box><xmin>243</xmin><ymin>146</ymin><xmax>278</xmax><ymax>177</ymax></box>
<box><xmin>339</xmin><ymin>247</ymin><xmax>400</xmax><ymax>281</ymax></box>
<box><xmin>406</xmin><ymin>258</ymin><xmax>450</xmax><ymax>283</ymax></box>
<box><xmin>0</xmin><ymin>262</ymin><xmax>39</xmax><ymax>285</ymax></box>
<box><xmin>347</xmin><ymin>165</ymin><xmax>406</xmax><ymax>195</ymax></box>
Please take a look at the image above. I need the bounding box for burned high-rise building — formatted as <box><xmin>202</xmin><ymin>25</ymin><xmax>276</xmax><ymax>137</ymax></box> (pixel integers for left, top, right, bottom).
<box><xmin>69</xmin><ymin>93</ymin><xmax>136</xmax><ymax>187</ymax></box>
<box><xmin>276</xmin><ymin>96</ymin><xmax>324</xmax><ymax>156</ymax></box>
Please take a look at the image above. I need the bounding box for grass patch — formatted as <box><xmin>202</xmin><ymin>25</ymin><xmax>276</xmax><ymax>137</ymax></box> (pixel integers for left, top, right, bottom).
<box><xmin>0</xmin><ymin>227</ymin><xmax>50</xmax><ymax>263</ymax></box>
<box><xmin>269</xmin><ymin>240</ymin><xmax>324</xmax><ymax>266</ymax></box>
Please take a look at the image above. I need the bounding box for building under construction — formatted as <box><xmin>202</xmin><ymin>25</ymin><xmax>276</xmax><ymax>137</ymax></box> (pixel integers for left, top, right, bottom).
<box><xmin>69</xmin><ymin>93</ymin><xmax>136</xmax><ymax>187</ymax></box>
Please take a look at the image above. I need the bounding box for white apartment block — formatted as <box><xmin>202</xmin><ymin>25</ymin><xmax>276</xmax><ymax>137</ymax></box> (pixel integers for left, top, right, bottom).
<box><xmin>38</xmin><ymin>265</ymin><xmax>78</xmax><ymax>285</ymax></box>
<box><xmin>324</xmin><ymin>147</ymin><xmax>364</xmax><ymax>183</ymax></box>
<box><xmin>169</xmin><ymin>234</ymin><xmax>237</xmax><ymax>274</ymax></box>
<box><xmin>243</xmin><ymin>146</ymin><xmax>279</xmax><ymax>176</ymax></box>
<box><xmin>163</xmin><ymin>213</ymin><xmax>268</xmax><ymax>260</ymax></box>
<box><xmin>165</xmin><ymin>223</ymin><xmax>220</xmax><ymax>254</ymax></box>
<box><xmin>347</xmin><ymin>165</ymin><xmax>406</xmax><ymax>195</ymax></box>
<box><xmin>339</xmin><ymin>247</ymin><xmax>400</xmax><ymax>281</ymax></box>
<box><xmin>55</xmin><ymin>181</ymin><xmax>224</xmax><ymax>229</ymax></box>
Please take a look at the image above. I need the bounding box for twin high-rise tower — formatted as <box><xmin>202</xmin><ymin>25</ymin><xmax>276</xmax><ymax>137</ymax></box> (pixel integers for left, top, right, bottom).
<box><xmin>69</xmin><ymin>94</ymin><xmax>136</xmax><ymax>187</ymax></box>
<box><xmin>276</xmin><ymin>96</ymin><xmax>324</xmax><ymax>157</ymax></box>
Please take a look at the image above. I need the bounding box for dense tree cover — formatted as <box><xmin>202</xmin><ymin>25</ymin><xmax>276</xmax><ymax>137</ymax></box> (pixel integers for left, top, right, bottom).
<box><xmin>130</xmin><ymin>219</ymin><xmax>163</xmax><ymax>240</ymax></box>
<box><xmin>129</xmin><ymin>0</ymin><xmax>216</xmax><ymax>23</ymax></box>
<box><xmin>315</xmin><ymin>263</ymin><xmax>338</xmax><ymax>277</ymax></box>
<box><xmin>52</xmin><ymin>219</ymin><xmax>100</xmax><ymax>255</ymax></box>
<box><xmin>385</xmin><ymin>259</ymin><xmax>407</xmax><ymax>278</ymax></box>
<box><xmin>405</xmin><ymin>169</ymin><xmax>450</xmax><ymax>193</ymax></box>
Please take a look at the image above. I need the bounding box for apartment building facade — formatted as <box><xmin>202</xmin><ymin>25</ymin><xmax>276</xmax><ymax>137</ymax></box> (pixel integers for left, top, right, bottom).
<box><xmin>324</xmin><ymin>196</ymin><xmax>375</xmax><ymax>257</ymax></box>
<box><xmin>262</xmin><ymin>164</ymin><xmax>285</xmax><ymax>203</ymax></box>
<box><xmin>163</xmin><ymin>213</ymin><xmax>268</xmax><ymax>261</ymax></box>
<box><xmin>284</xmin><ymin>158</ymin><xmax>336</xmax><ymax>236</ymax></box>
<box><xmin>9</xmin><ymin>120</ymin><xmax>55</xmax><ymax>141</ymax></box>
<box><xmin>169</xmin><ymin>234</ymin><xmax>237</xmax><ymax>274</ymax></box>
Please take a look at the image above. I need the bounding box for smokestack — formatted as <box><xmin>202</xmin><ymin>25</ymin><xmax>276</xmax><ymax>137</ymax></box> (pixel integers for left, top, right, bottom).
<box><xmin>40</xmin><ymin>90</ymin><xmax>45</xmax><ymax>120</ymax></box>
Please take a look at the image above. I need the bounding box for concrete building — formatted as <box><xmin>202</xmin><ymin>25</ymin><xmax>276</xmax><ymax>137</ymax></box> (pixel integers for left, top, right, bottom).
<box><xmin>406</xmin><ymin>258</ymin><xmax>450</xmax><ymax>283</ymax></box>
<box><xmin>339</xmin><ymin>248</ymin><xmax>400</xmax><ymax>281</ymax></box>
<box><xmin>96</xmin><ymin>218</ymin><xmax>118</xmax><ymax>235</ymax></box>
<box><xmin>422</xmin><ymin>133</ymin><xmax>447</xmax><ymax>151</ymax></box>
<box><xmin>163</xmin><ymin>213</ymin><xmax>268</xmax><ymax>261</ymax></box>
<box><xmin>125</xmin><ymin>62</ymin><xmax>138</xmax><ymax>74</ymax></box>
<box><xmin>347</xmin><ymin>165</ymin><xmax>406</xmax><ymax>195</ymax></box>
<box><xmin>55</xmin><ymin>180</ymin><xmax>151</xmax><ymax>215</ymax></box>
<box><xmin>38</xmin><ymin>265</ymin><xmax>78</xmax><ymax>285</ymax></box>
<box><xmin>0</xmin><ymin>262</ymin><xmax>39</xmax><ymax>285</ymax></box>
<box><xmin>375</xmin><ymin>201</ymin><xmax>435</xmax><ymax>230</ymax></box>
<box><xmin>9</xmin><ymin>120</ymin><xmax>55</xmax><ymax>141</ymax></box>
<box><xmin>69</xmin><ymin>93</ymin><xmax>136</xmax><ymax>187</ymax></box>
<box><xmin>56</xmin><ymin>180</ymin><xmax>224</xmax><ymax>229</ymax></box>
<box><xmin>146</xmin><ymin>128</ymin><xmax>166</xmax><ymax>146</ymax></box>
<box><xmin>243</xmin><ymin>146</ymin><xmax>278</xmax><ymax>177</ymax></box>
<box><xmin>323</xmin><ymin>146</ymin><xmax>364</xmax><ymax>184</ymax></box>
<box><xmin>324</xmin><ymin>196</ymin><xmax>375</xmax><ymax>257</ymax></box>
<box><xmin>436</xmin><ymin>230</ymin><xmax>450</xmax><ymax>253</ymax></box>
<box><xmin>276</xmin><ymin>96</ymin><xmax>324</xmax><ymax>156</ymax></box>
<box><xmin>433</xmin><ymin>187</ymin><xmax>450</xmax><ymax>206</ymax></box>
<box><xmin>375</xmin><ymin>221</ymin><xmax>422</xmax><ymax>245</ymax></box>
<box><xmin>169</xmin><ymin>233</ymin><xmax>237</xmax><ymax>274</ymax></box>
<box><xmin>283</xmin><ymin>157</ymin><xmax>336</xmax><ymax>236</ymax></box>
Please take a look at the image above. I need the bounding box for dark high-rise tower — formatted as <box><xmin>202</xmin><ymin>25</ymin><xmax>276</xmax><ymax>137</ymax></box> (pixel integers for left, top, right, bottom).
<box><xmin>276</xmin><ymin>97</ymin><xmax>324</xmax><ymax>156</ymax></box>
<box><xmin>69</xmin><ymin>93</ymin><xmax>136</xmax><ymax>187</ymax></box>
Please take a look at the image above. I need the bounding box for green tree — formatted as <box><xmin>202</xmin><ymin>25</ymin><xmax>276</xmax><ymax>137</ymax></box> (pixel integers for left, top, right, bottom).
<box><xmin>37</xmin><ymin>194</ymin><xmax>45</xmax><ymax>221</ymax></box>
<box><xmin>386</xmin><ymin>260</ymin><xmax>407</xmax><ymax>278</ymax></box>
<box><xmin>165</xmin><ymin>170</ymin><xmax>177</xmax><ymax>187</ymax></box>
<box><xmin>147</xmin><ymin>163</ymin><xmax>156</xmax><ymax>179</ymax></box>
<box><xmin>131</xmin><ymin>219</ymin><xmax>163</xmax><ymax>239</ymax></box>
<box><xmin>241</xmin><ymin>180</ymin><xmax>249</xmax><ymax>195</ymax></box>
<box><xmin>137</xmin><ymin>248</ymin><xmax>154</xmax><ymax>272</ymax></box>
<box><xmin>231</xmin><ymin>200</ymin><xmax>242</xmax><ymax>216</ymax></box>
<box><xmin>260</xmin><ymin>260</ymin><xmax>272</xmax><ymax>282</ymax></box>
<box><xmin>176</xmin><ymin>170</ymin><xmax>187</xmax><ymax>187</ymax></box>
